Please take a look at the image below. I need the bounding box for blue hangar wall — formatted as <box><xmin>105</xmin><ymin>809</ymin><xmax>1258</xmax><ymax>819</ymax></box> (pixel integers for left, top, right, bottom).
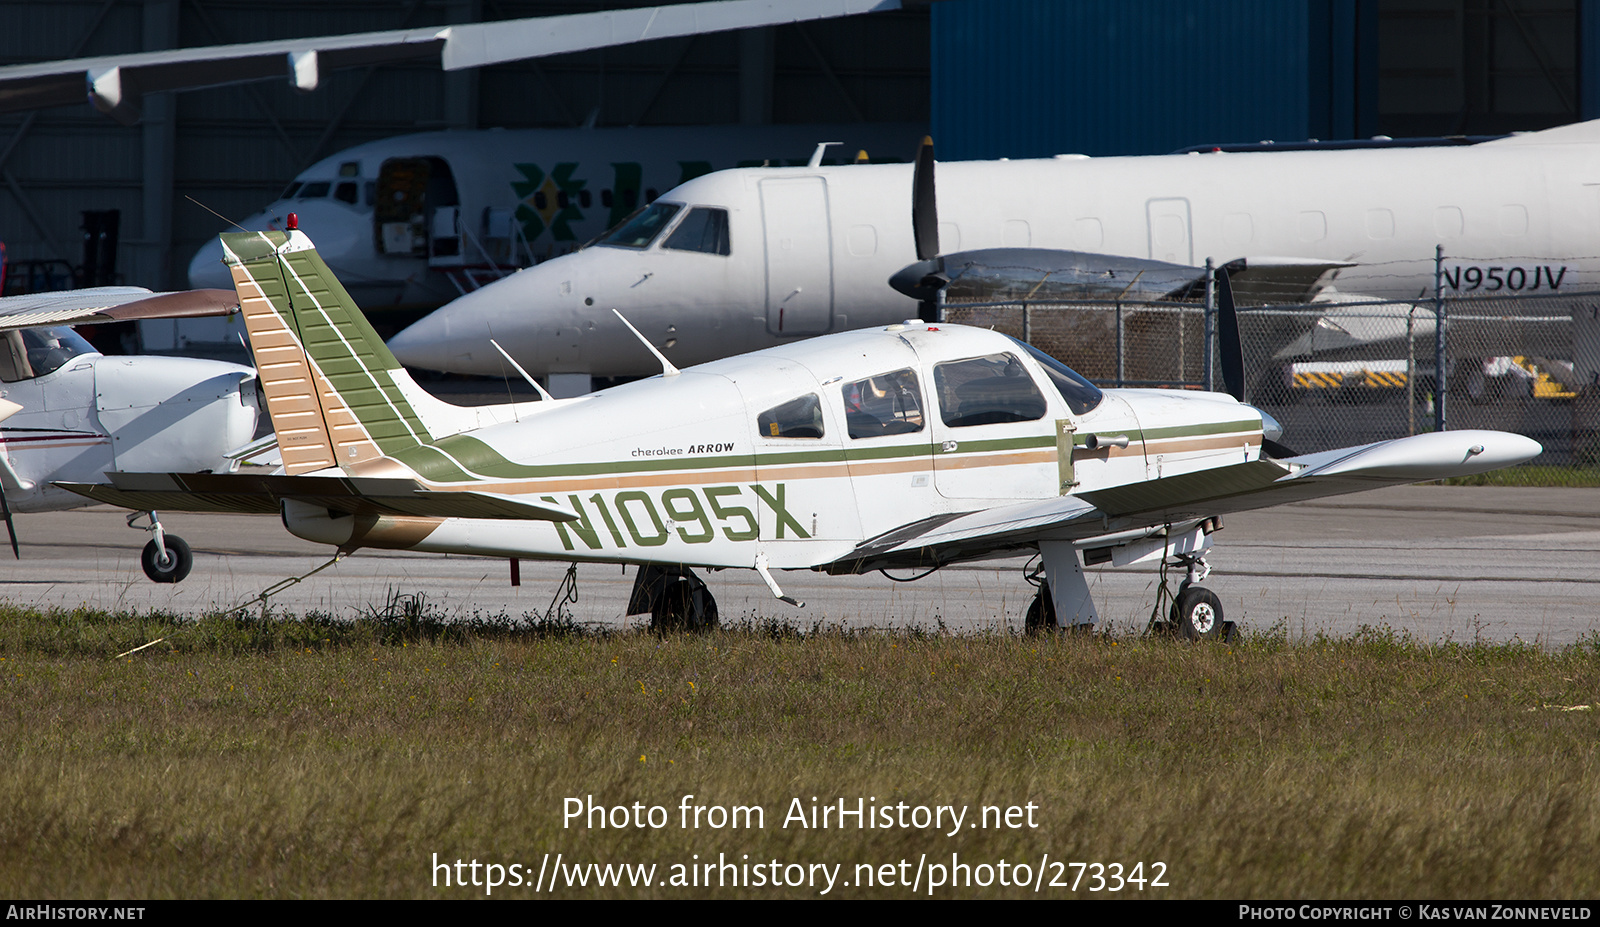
<box><xmin>931</xmin><ymin>0</ymin><xmax>1600</xmax><ymax>160</ymax></box>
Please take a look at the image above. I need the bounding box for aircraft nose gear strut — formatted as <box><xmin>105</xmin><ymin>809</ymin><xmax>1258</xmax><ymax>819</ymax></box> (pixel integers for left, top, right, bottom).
<box><xmin>128</xmin><ymin>510</ymin><xmax>192</xmax><ymax>584</ymax></box>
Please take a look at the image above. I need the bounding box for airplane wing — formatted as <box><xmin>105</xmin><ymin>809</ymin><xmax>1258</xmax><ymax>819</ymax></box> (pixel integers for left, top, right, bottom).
<box><xmin>1221</xmin><ymin>256</ymin><xmax>1356</xmax><ymax>304</ymax></box>
<box><xmin>0</xmin><ymin>287</ymin><xmax>237</xmax><ymax>331</ymax></box>
<box><xmin>828</xmin><ymin>429</ymin><xmax>1539</xmax><ymax>573</ymax></box>
<box><xmin>0</xmin><ymin>0</ymin><xmax>902</xmax><ymax>123</ymax></box>
<box><xmin>55</xmin><ymin>471</ymin><xmax>578</xmax><ymax>522</ymax></box>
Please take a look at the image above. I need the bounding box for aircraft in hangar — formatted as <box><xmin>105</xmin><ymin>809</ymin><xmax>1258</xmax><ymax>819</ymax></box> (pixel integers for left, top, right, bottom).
<box><xmin>0</xmin><ymin>287</ymin><xmax>258</xmax><ymax>582</ymax></box>
<box><xmin>180</xmin><ymin>123</ymin><xmax>923</xmax><ymax>322</ymax></box>
<box><xmin>62</xmin><ymin>229</ymin><xmax>1539</xmax><ymax>633</ymax></box>
<box><xmin>384</xmin><ymin>119</ymin><xmax>1600</xmax><ymax>385</ymax></box>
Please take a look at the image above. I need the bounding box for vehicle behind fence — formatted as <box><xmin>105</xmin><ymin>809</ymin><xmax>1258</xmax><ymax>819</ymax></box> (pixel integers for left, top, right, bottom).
<box><xmin>944</xmin><ymin>284</ymin><xmax>1600</xmax><ymax>485</ymax></box>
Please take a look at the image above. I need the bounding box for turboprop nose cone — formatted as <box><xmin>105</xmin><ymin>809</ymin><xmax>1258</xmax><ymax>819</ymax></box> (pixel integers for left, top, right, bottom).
<box><xmin>187</xmin><ymin>237</ymin><xmax>231</xmax><ymax>290</ymax></box>
<box><xmin>387</xmin><ymin>306</ymin><xmax>457</xmax><ymax>371</ymax></box>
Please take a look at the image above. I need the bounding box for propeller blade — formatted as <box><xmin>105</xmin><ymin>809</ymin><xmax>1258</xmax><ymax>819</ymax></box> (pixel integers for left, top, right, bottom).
<box><xmin>912</xmin><ymin>135</ymin><xmax>939</xmax><ymax>262</ymax></box>
<box><xmin>0</xmin><ymin>490</ymin><xmax>18</xmax><ymax>559</ymax></box>
<box><xmin>1216</xmin><ymin>266</ymin><xmax>1245</xmax><ymax>402</ymax></box>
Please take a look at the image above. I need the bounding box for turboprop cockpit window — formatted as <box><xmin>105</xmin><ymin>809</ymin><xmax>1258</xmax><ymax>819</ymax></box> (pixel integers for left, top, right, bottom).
<box><xmin>843</xmin><ymin>368</ymin><xmax>925</xmax><ymax>438</ymax></box>
<box><xmin>12</xmin><ymin>327</ymin><xmax>94</xmax><ymax>380</ymax></box>
<box><xmin>598</xmin><ymin>203</ymin><xmax>682</xmax><ymax>249</ymax></box>
<box><xmin>298</xmin><ymin>181</ymin><xmax>330</xmax><ymax>199</ymax></box>
<box><xmin>1005</xmin><ymin>339</ymin><xmax>1104</xmax><ymax>415</ymax></box>
<box><xmin>934</xmin><ymin>353</ymin><xmax>1049</xmax><ymax>427</ymax></box>
<box><xmin>757</xmin><ymin>394</ymin><xmax>825</xmax><ymax>439</ymax></box>
<box><xmin>662</xmin><ymin>207</ymin><xmax>731</xmax><ymax>255</ymax></box>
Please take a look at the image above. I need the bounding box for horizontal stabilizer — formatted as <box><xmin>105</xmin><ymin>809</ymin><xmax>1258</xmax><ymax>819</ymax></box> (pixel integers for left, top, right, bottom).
<box><xmin>56</xmin><ymin>471</ymin><xmax>578</xmax><ymax>522</ymax></box>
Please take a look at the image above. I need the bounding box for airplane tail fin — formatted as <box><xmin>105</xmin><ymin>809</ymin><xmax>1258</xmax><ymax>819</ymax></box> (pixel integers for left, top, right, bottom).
<box><xmin>221</xmin><ymin>229</ymin><xmax>437</xmax><ymax>475</ymax></box>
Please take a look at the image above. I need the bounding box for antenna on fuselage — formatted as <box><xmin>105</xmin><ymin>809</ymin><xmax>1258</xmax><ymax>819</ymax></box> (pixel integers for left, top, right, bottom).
<box><xmin>808</xmin><ymin>141</ymin><xmax>842</xmax><ymax>168</ymax></box>
<box><xmin>489</xmin><ymin>339</ymin><xmax>556</xmax><ymax>402</ymax></box>
<box><xmin>611</xmin><ymin>309</ymin><xmax>680</xmax><ymax>377</ymax></box>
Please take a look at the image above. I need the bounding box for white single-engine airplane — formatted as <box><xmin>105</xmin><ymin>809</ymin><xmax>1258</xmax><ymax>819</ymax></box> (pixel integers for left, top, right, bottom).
<box><xmin>0</xmin><ymin>287</ymin><xmax>259</xmax><ymax>581</ymax></box>
<box><xmin>62</xmin><ymin>230</ymin><xmax>1540</xmax><ymax>633</ymax></box>
<box><xmin>387</xmin><ymin>119</ymin><xmax>1600</xmax><ymax>381</ymax></box>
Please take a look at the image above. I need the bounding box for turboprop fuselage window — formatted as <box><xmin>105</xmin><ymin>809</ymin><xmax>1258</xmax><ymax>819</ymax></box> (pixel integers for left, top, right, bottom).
<box><xmin>757</xmin><ymin>394</ymin><xmax>824</xmax><ymax>438</ymax></box>
<box><xmin>1011</xmin><ymin>338</ymin><xmax>1103</xmax><ymax>415</ymax></box>
<box><xmin>662</xmin><ymin>207</ymin><xmax>731</xmax><ymax>255</ymax></box>
<box><xmin>934</xmin><ymin>353</ymin><xmax>1049</xmax><ymax>427</ymax></box>
<box><xmin>599</xmin><ymin>203</ymin><xmax>681</xmax><ymax>249</ymax></box>
<box><xmin>843</xmin><ymin>368</ymin><xmax>925</xmax><ymax>438</ymax></box>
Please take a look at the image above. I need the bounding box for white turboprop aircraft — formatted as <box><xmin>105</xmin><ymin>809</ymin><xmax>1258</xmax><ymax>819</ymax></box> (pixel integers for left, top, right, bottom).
<box><xmin>62</xmin><ymin>230</ymin><xmax>1540</xmax><ymax>634</ymax></box>
<box><xmin>386</xmin><ymin>119</ymin><xmax>1600</xmax><ymax>382</ymax></box>
<box><xmin>0</xmin><ymin>287</ymin><xmax>259</xmax><ymax>581</ymax></box>
<box><xmin>180</xmin><ymin>123</ymin><xmax>922</xmax><ymax>318</ymax></box>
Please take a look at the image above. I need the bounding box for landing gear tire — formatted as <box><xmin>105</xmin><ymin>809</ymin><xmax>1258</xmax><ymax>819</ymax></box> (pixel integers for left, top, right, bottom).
<box><xmin>1024</xmin><ymin>588</ymin><xmax>1057</xmax><ymax>635</ymax></box>
<box><xmin>1171</xmin><ymin>585</ymin><xmax>1223</xmax><ymax>640</ymax></box>
<box><xmin>141</xmin><ymin>535</ymin><xmax>192</xmax><ymax>584</ymax></box>
<box><xmin>649</xmin><ymin>573</ymin><xmax>719</xmax><ymax>633</ymax></box>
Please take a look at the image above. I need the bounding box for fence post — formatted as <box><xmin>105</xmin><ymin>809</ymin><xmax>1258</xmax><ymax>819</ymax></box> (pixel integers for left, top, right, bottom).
<box><xmin>1022</xmin><ymin>302</ymin><xmax>1031</xmax><ymax>346</ymax></box>
<box><xmin>1115</xmin><ymin>301</ymin><xmax>1125</xmax><ymax>387</ymax></box>
<box><xmin>1433</xmin><ymin>244</ymin><xmax>1447</xmax><ymax>433</ymax></box>
<box><xmin>1406</xmin><ymin>306</ymin><xmax>1417</xmax><ymax>437</ymax></box>
<box><xmin>1203</xmin><ymin>257</ymin><xmax>1215</xmax><ymax>392</ymax></box>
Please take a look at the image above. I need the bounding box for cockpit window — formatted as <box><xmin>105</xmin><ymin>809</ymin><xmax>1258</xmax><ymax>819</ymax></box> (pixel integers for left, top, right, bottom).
<box><xmin>298</xmin><ymin>181</ymin><xmax>330</xmax><ymax>199</ymax></box>
<box><xmin>757</xmin><ymin>394</ymin><xmax>824</xmax><ymax>439</ymax></box>
<box><xmin>662</xmin><ymin>207</ymin><xmax>731</xmax><ymax>255</ymax></box>
<box><xmin>1010</xmin><ymin>338</ymin><xmax>1104</xmax><ymax>415</ymax></box>
<box><xmin>280</xmin><ymin>181</ymin><xmax>302</xmax><ymax>200</ymax></box>
<box><xmin>843</xmin><ymin>369</ymin><xmax>924</xmax><ymax>438</ymax></box>
<box><xmin>334</xmin><ymin>182</ymin><xmax>358</xmax><ymax>205</ymax></box>
<box><xmin>0</xmin><ymin>327</ymin><xmax>95</xmax><ymax>382</ymax></box>
<box><xmin>934</xmin><ymin>353</ymin><xmax>1048</xmax><ymax>427</ymax></box>
<box><xmin>598</xmin><ymin>203</ymin><xmax>682</xmax><ymax>249</ymax></box>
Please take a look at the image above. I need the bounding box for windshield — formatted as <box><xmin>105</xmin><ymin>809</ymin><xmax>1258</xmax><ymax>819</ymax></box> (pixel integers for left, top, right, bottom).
<box><xmin>1010</xmin><ymin>338</ymin><xmax>1104</xmax><ymax>415</ymax></box>
<box><xmin>597</xmin><ymin>203</ymin><xmax>682</xmax><ymax>249</ymax></box>
<box><xmin>0</xmin><ymin>326</ymin><xmax>96</xmax><ymax>382</ymax></box>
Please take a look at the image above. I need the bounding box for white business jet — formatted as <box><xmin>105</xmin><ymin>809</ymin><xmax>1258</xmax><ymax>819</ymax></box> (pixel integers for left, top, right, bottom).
<box><xmin>386</xmin><ymin>120</ymin><xmax>1600</xmax><ymax>383</ymax></box>
<box><xmin>63</xmin><ymin>230</ymin><xmax>1539</xmax><ymax>633</ymax></box>
<box><xmin>0</xmin><ymin>287</ymin><xmax>258</xmax><ymax>581</ymax></box>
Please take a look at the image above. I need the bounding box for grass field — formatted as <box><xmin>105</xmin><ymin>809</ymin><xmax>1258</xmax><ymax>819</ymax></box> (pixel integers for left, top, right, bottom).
<box><xmin>2</xmin><ymin>601</ymin><xmax>1597</xmax><ymax>899</ymax></box>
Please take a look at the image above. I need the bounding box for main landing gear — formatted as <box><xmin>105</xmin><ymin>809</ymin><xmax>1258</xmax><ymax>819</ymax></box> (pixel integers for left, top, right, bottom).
<box><xmin>129</xmin><ymin>510</ymin><xmax>192</xmax><ymax>584</ymax></box>
<box><xmin>1025</xmin><ymin>538</ymin><xmax>1235</xmax><ymax>641</ymax></box>
<box><xmin>629</xmin><ymin>564</ymin><xmax>719</xmax><ymax>632</ymax></box>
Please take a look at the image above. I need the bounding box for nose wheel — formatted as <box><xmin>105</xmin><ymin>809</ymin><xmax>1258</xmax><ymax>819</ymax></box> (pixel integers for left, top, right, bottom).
<box><xmin>129</xmin><ymin>511</ymin><xmax>193</xmax><ymax>584</ymax></box>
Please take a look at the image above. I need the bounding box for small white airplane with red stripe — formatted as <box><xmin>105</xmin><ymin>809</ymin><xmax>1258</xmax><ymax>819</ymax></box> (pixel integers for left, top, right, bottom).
<box><xmin>63</xmin><ymin>229</ymin><xmax>1540</xmax><ymax>634</ymax></box>
<box><xmin>0</xmin><ymin>286</ymin><xmax>258</xmax><ymax>580</ymax></box>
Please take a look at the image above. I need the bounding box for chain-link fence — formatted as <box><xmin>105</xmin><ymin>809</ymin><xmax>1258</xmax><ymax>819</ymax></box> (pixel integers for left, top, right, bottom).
<box><xmin>944</xmin><ymin>283</ymin><xmax>1600</xmax><ymax>484</ymax></box>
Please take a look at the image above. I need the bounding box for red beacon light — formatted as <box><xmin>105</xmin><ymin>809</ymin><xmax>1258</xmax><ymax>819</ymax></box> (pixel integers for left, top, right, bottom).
<box><xmin>286</xmin><ymin>212</ymin><xmax>298</xmax><ymax>230</ymax></box>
